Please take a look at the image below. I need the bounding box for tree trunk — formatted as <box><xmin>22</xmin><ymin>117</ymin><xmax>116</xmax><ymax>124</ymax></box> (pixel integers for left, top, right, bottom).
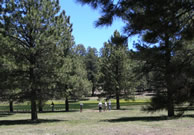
<box><xmin>115</xmin><ymin>58</ymin><xmax>120</xmax><ymax>110</ymax></box>
<box><xmin>167</xmin><ymin>90</ymin><xmax>174</xmax><ymax>117</ymax></box>
<box><xmin>65</xmin><ymin>97</ymin><xmax>69</xmax><ymax>112</ymax></box>
<box><xmin>38</xmin><ymin>99</ymin><xmax>43</xmax><ymax>112</ymax></box>
<box><xmin>31</xmin><ymin>99</ymin><xmax>38</xmax><ymax>121</ymax></box>
<box><xmin>165</xmin><ymin>35</ymin><xmax>174</xmax><ymax>117</ymax></box>
<box><xmin>91</xmin><ymin>84</ymin><xmax>95</xmax><ymax>96</ymax></box>
<box><xmin>9</xmin><ymin>100</ymin><xmax>13</xmax><ymax>112</ymax></box>
<box><xmin>116</xmin><ymin>87</ymin><xmax>120</xmax><ymax>109</ymax></box>
<box><xmin>30</xmin><ymin>67</ymin><xmax>38</xmax><ymax>120</ymax></box>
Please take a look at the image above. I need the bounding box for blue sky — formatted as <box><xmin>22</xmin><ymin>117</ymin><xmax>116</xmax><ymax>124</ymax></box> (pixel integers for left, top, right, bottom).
<box><xmin>59</xmin><ymin>0</ymin><xmax>136</xmax><ymax>51</ymax></box>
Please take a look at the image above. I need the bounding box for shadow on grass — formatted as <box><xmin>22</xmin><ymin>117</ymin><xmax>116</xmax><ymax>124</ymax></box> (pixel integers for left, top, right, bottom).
<box><xmin>0</xmin><ymin>119</ymin><xmax>66</xmax><ymax>126</ymax></box>
<box><xmin>102</xmin><ymin>114</ymin><xmax>194</xmax><ymax>123</ymax></box>
<box><xmin>2</xmin><ymin>110</ymin><xmax>80</xmax><ymax>113</ymax></box>
<box><xmin>39</xmin><ymin>110</ymin><xmax>80</xmax><ymax>113</ymax></box>
<box><xmin>0</xmin><ymin>113</ymin><xmax>14</xmax><ymax>117</ymax></box>
<box><xmin>182</xmin><ymin>114</ymin><xmax>194</xmax><ymax>118</ymax></box>
<box><xmin>102</xmin><ymin>116</ymin><xmax>169</xmax><ymax>123</ymax></box>
<box><xmin>176</xmin><ymin>107</ymin><xmax>194</xmax><ymax>112</ymax></box>
<box><xmin>113</xmin><ymin>108</ymin><xmax>135</xmax><ymax>111</ymax></box>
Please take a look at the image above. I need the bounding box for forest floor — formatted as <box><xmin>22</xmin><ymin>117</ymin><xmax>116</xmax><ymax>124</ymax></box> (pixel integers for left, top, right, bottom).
<box><xmin>0</xmin><ymin>95</ymin><xmax>194</xmax><ymax>135</ymax></box>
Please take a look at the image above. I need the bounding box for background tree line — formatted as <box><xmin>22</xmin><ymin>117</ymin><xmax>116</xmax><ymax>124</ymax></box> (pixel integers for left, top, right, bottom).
<box><xmin>77</xmin><ymin>0</ymin><xmax>194</xmax><ymax>117</ymax></box>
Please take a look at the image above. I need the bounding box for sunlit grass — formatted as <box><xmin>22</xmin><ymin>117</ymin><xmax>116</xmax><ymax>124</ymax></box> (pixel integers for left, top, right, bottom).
<box><xmin>0</xmin><ymin>98</ymin><xmax>150</xmax><ymax>112</ymax></box>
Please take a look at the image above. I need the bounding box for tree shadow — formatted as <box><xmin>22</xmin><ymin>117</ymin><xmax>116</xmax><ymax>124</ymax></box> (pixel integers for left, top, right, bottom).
<box><xmin>8</xmin><ymin>110</ymin><xmax>79</xmax><ymax>113</ymax></box>
<box><xmin>101</xmin><ymin>116</ymin><xmax>169</xmax><ymax>123</ymax></box>
<box><xmin>0</xmin><ymin>113</ymin><xmax>14</xmax><ymax>117</ymax></box>
<box><xmin>102</xmin><ymin>114</ymin><xmax>194</xmax><ymax>123</ymax></box>
<box><xmin>110</xmin><ymin>108</ymin><xmax>135</xmax><ymax>111</ymax></box>
<box><xmin>182</xmin><ymin>114</ymin><xmax>194</xmax><ymax>118</ymax></box>
<box><xmin>0</xmin><ymin>119</ymin><xmax>66</xmax><ymax>126</ymax></box>
<box><xmin>40</xmin><ymin>110</ymin><xmax>79</xmax><ymax>113</ymax></box>
<box><xmin>176</xmin><ymin>107</ymin><xmax>194</xmax><ymax>111</ymax></box>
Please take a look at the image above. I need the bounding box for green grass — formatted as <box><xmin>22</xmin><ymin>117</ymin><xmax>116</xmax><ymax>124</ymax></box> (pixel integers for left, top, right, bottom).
<box><xmin>0</xmin><ymin>98</ymin><xmax>150</xmax><ymax>112</ymax></box>
<box><xmin>0</xmin><ymin>104</ymin><xmax>194</xmax><ymax>135</ymax></box>
<box><xmin>0</xmin><ymin>98</ymin><xmax>194</xmax><ymax>135</ymax></box>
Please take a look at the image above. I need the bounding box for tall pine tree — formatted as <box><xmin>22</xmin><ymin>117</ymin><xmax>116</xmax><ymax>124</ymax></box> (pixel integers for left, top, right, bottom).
<box><xmin>0</xmin><ymin>0</ymin><xmax>73</xmax><ymax>120</ymax></box>
<box><xmin>55</xmin><ymin>44</ymin><xmax>92</xmax><ymax>112</ymax></box>
<box><xmin>85</xmin><ymin>47</ymin><xmax>100</xmax><ymax>96</ymax></box>
<box><xmin>100</xmin><ymin>30</ymin><xmax>134</xmax><ymax>109</ymax></box>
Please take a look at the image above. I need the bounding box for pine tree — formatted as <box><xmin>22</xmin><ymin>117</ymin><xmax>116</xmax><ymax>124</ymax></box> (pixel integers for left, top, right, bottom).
<box><xmin>54</xmin><ymin>44</ymin><xmax>92</xmax><ymax>112</ymax></box>
<box><xmin>0</xmin><ymin>0</ymin><xmax>73</xmax><ymax>120</ymax></box>
<box><xmin>100</xmin><ymin>30</ymin><xmax>134</xmax><ymax>109</ymax></box>
<box><xmin>132</xmin><ymin>38</ymin><xmax>194</xmax><ymax>116</ymax></box>
<box><xmin>85</xmin><ymin>47</ymin><xmax>100</xmax><ymax>96</ymax></box>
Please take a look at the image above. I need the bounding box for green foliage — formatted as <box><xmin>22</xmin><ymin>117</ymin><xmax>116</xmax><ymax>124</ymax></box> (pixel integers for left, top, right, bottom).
<box><xmin>85</xmin><ymin>47</ymin><xmax>100</xmax><ymax>96</ymax></box>
<box><xmin>135</xmin><ymin>39</ymin><xmax>194</xmax><ymax>116</ymax></box>
<box><xmin>0</xmin><ymin>0</ymin><xmax>73</xmax><ymax>120</ymax></box>
<box><xmin>77</xmin><ymin>0</ymin><xmax>194</xmax><ymax>117</ymax></box>
<box><xmin>74</xmin><ymin>44</ymin><xmax>86</xmax><ymax>57</ymax></box>
<box><xmin>55</xmin><ymin>44</ymin><xmax>92</xmax><ymax>101</ymax></box>
<box><xmin>77</xmin><ymin>0</ymin><xmax>193</xmax><ymax>37</ymax></box>
<box><xmin>100</xmin><ymin>30</ymin><xmax>135</xmax><ymax>109</ymax></box>
<box><xmin>0</xmin><ymin>32</ymin><xmax>21</xmax><ymax>103</ymax></box>
<box><xmin>65</xmin><ymin>54</ymin><xmax>92</xmax><ymax>99</ymax></box>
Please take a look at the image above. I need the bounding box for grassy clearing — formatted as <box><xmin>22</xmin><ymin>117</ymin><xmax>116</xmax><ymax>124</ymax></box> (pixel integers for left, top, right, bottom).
<box><xmin>0</xmin><ymin>99</ymin><xmax>194</xmax><ymax>135</ymax></box>
<box><xmin>0</xmin><ymin>98</ymin><xmax>150</xmax><ymax>112</ymax></box>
